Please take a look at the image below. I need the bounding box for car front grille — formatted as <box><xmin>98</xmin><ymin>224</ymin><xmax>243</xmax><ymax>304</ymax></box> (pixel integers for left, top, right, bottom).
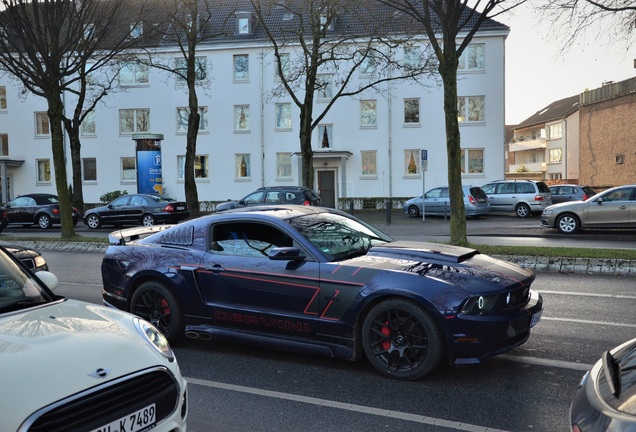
<box><xmin>23</xmin><ymin>368</ymin><xmax>180</xmax><ymax>432</ymax></box>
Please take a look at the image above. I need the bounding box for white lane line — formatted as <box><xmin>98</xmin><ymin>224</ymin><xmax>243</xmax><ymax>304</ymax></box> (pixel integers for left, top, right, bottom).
<box><xmin>541</xmin><ymin>316</ymin><xmax>636</xmax><ymax>328</ymax></box>
<box><xmin>499</xmin><ymin>355</ymin><xmax>591</xmax><ymax>371</ymax></box>
<box><xmin>538</xmin><ymin>290</ymin><xmax>636</xmax><ymax>300</ymax></box>
<box><xmin>185</xmin><ymin>377</ymin><xmax>511</xmax><ymax>432</ymax></box>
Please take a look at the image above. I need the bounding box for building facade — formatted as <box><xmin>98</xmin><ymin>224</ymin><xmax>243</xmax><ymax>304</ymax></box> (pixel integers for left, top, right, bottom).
<box><xmin>0</xmin><ymin>6</ymin><xmax>509</xmax><ymax>209</ymax></box>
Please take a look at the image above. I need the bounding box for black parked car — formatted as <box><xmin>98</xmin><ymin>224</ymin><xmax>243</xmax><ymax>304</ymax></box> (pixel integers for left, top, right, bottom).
<box><xmin>0</xmin><ymin>242</ymin><xmax>49</xmax><ymax>272</ymax></box>
<box><xmin>216</xmin><ymin>186</ymin><xmax>322</xmax><ymax>212</ymax></box>
<box><xmin>2</xmin><ymin>193</ymin><xmax>80</xmax><ymax>229</ymax></box>
<box><xmin>84</xmin><ymin>193</ymin><xmax>189</xmax><ymax>229</ymax></box>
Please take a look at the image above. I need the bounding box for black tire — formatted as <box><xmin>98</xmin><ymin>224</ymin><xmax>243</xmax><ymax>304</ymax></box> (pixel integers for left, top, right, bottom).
<box><xmin>362</xmin><ymin>298</ymin><xmax>444</xmax><ymax>380</ymax></box>
<box><xmin>85</xmin><ymin>214</ymin><xmax>101</xmax><ymax>229</ymax></box>
<box><xmin>515</xmin><ymin>203</ymin><xmax>531</xmax><ymax>218</ymax></box>
<box><xmin>407</xmin><ymin>205</ymin><xmax>420</xmax><ymax>218</ymax></box>
<box><xmin>37</xmin><ymin>214</ymin><xmax>52</xmax><ymax>229</ymax></box>
<box><xmin>556</xmin><ymin>213</ymin><xmax>580</xmax><ymax>234</ymax></box>
<box><xmin>130</xmin><ymin>281</ymin><xmax>184</xmax><ymax>343</ymax></box>
<box><xmin>142</xmin><ymin>214</ymin><xmax>156</xmax><ymax>226</ymax></box>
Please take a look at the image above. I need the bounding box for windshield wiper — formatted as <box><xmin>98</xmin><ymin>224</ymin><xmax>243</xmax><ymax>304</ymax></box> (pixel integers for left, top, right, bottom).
<box><xmin>603</xmin><ymin>350</ymin><xmax>622</xmax><ymax>398</ymax></box>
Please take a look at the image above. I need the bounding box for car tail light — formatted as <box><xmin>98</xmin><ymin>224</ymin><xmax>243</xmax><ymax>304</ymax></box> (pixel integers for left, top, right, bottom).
<box><xmin>303</xmin><ymin>199</ymin><xmax>310</xmax><ymax>205</ymax></box>
<box><xmin>53</xmin><ymin>208</ymin><xmax>60</xmax><ymax>214</ymax></box>
<box><xmin>582</xmin><ymin>194</ymin><xmax>589</xmax><ymax>200</ymax></box>
<box><xmin>571</xmin><ymin>424</ymin><xmax>583</xmax><ymax>432</ymax></box>
<box><xmin>468</xmin><ymin>195</ymin><xmax>476</xmax><ymax>205</ymax></box>
<box><xmin>534</xmin><ymin>194</ymin><xmax>544</xmax><ymax>201</ymax></box>
<box><xmin>163</xmin><ymin>204</ymin><xmax>175</xmax><ymax>212</ymax></box>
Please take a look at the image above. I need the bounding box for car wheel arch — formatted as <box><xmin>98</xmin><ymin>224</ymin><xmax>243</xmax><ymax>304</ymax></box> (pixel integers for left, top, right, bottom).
<box><xmin>555</xmin><ymin>212</ymin><xmax>582</xmax><ymax>234</ymax></box>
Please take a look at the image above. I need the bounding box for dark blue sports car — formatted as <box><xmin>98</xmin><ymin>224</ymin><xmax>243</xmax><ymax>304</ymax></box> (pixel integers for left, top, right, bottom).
<box><xmin>101</xmin><ymin>205</ymin><xmax>543</xmax><ymax>380</ymax></box>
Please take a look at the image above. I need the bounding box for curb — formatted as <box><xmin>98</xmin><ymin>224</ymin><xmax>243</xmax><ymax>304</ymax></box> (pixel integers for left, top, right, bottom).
<box><xmin>10</xmin><ymin>240</ymin><xmax>632</xmax><ymax>276</ymax></box>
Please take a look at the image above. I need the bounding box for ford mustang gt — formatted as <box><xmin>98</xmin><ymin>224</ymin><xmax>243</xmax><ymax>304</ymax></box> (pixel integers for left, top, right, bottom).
<box><xmin>102</xmin><ymin>205</ymin><xmax>543</xmax><ymax>380</ymax></box>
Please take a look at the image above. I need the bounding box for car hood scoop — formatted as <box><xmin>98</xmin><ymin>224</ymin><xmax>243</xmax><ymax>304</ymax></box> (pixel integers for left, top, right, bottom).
<box><xmin>368</xmin><ymin>241</ymin><xmax>479</xmax><ymax>263</ymax></box>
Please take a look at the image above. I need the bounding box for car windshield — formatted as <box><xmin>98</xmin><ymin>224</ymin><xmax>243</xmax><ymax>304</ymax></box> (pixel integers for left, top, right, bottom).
<box><xmin>287</xmin><ymin>212</ymin><xmax>392</xmax><ymax>261</ymax></box>
<box><xmin>599</xmin><ymin>341</ymin><xmax>636</xmax><ymax>414</ymax></box>
<box><xmin>0</xmin><ymin>249</ymin><xmax>52</xmax><ymax>313</ymax></box>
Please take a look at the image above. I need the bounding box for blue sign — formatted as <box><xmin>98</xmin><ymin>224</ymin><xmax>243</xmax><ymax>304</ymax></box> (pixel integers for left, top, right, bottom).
<box><xmin>137</xmin><ymin>150</ymin><xmax>162</xmax><ymax>195</ymax></box>
<box><xmin>421</xmin><ymin>149</ymin><xmax>428</xmax><ymax>162</ymax></box>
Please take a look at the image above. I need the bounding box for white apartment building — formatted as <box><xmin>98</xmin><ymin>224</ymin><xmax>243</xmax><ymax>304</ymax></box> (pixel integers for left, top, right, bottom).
<box><xmin>0</xmin><ymin>5</ymin><xmax>509</xmax><ymax>209</ymax></box>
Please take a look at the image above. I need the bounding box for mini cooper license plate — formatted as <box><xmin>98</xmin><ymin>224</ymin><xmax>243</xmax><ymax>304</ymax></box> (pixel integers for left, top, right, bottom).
<box><xmin>90</xmin><ymin>403</ymin><xmax>155</xmax><ymax>432</ymax></box>
<box><xmin>530</xmin><ymin>311</ymin><xmax>542</xmax><ymax>328</ymax></box>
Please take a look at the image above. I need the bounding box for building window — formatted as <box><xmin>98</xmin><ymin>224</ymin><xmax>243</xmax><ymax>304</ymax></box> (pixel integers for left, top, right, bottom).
<box><xmin>360</xmin><ymin>53</ymin><xmax>378</xmax><ymax>77</ymax></box>
<box><xmin>176</xmin><ymin>107</ymin><xmax>208</xmax><ymax>133</ymax></box>
<box><xmin>403</xmin><ymin>46</ymin><xmax>421</xmax><ymax>69</ymax></box>
<box><xmin>459</xmin><ymin>43</ymin><xmax>485</xmax><ymax>71</ymax></box>
<box><xmin>175</xmin><ymin>57</ymin><xmax>207</xmax><ymax>81</ymax></box>
<box><xmin>234</xmin><ymin>105</ymin><xmax>250</xmax><ymax>132</ymax></box>
<box><xmin>276</xmin><ymin>153</ymin><xmax>292</xmax><ymax>178</ymax></box>
<box><xmin>276</xmin><ymin>53</ymin><xmax>290</xmax><ymax>79</ymax></box>
<box><xmin>81</xmin><ymin>111</ymin><xmax>96</xmax><ymax>135</ymax></box>
<box><xmin>547</xmin><ymin>123</ymin><xmax>563</xmax><ymax>139</ymax></box>
<box><xmin>121</xmin><ymin>157</ymin><xmax>136</xmax><ymax>181</ymax></box>
<box><xmin>320</xmin><ymin>14</ymin><xmax>334</xmax><ymax>30</ymax></box>
<box><xmin>360</xmin><ymin>100</ymin><xmax>377</xmax><ymax>127</ymax></box>
<box><xmin>275</xmin><ymin>103</ymin><xmax>292</xmax><ymax>130</ymax></box>
<box><xmin>0</xmin><ymin>86</ymin><xmax>6</xmax><ymax>109</ymax></box>
<box><xmin>237</xmin><ymin>15</ymin><xmax>251</xmax><ymax>34</ymax></box>
<box><xmin>236</xmin><ymin>154</ymin><xmax>251</xmax><ymax>178</ymax></box>
<box><xmin>82</xmin><ymin>158</ymin><xmax>97</xmax><ymax>181</ymax></box>
<box><xmin>0</xmin><ymin>134</ymin><xmax>8</xmax><ymax>156</ymax></box>
<box><xmin>461</xmin><ymin>149</ymin><xmax>484</xmax><ymax>174</ymax></box>
<box><xmin>35</xmin><ymin>112</ymin><xmax>50</xmax><ymax>137</ymax></box>
<box><xmin>458</xmin><ymin>96</ymin><xmax>485</xmax><ymax>123</ymax></box>
<box><xmin>361</xmin><ymin>151</ymin><xmax>377</xmax><ymax>176</ymax></box>
<box><xmin>549</xmin><ymin>148</ymin><xmax>563</xmax><ymax>163</ymax></box>
<box><xmin>318</xmin><ymin>124</ymin><xmax>333</xmax><ymax>149</ymax></box>
<box><xmin>404</xmin><ymin>150</ymin><xmax>419</xmax><ymax>175</ymax></box>
<box><xmin>178</xmin><ymin>155</ymin><xmax>209</xmax><ymax>180</ymax></box>
<box><xmin>119</xmin><ymin>109</ymin><xmax>150</xmax><ymax>134</ymax></box>
<box><xmin>130</xmin><ymin>22</ymin><xmax>143</xmax><ymax>38</ymax></box>
<box><xmin>119</xmin><ymin>62</ymin><xmax>149</xmax><ymax>85</ymax></box>
<box><xmin>37</xmin><ymin>159</ymin><xmax>51</xmax><ymax>183</ymax></box>
<box><xmin>404</xmin><ymin>99</ymin><xmax>420</xmax><ymax>124</ymax></box>
<box><xmin>316</xmin><ymin>74</ymin><xmax>333</xmax><ymax>100</ymax></box>
<box><xmin>233</xmin><ymin>54</ymin><xmax>249</xmax><ymax>81</ymax></box>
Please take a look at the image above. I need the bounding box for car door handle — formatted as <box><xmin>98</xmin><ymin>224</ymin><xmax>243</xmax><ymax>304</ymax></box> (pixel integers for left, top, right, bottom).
<box><xmin>202</xmin><ymin>264</ymin><xmax>225</xmax><ymax>273</ymax></box>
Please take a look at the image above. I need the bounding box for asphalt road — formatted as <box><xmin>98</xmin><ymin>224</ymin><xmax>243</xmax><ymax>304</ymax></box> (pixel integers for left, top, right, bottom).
<box><xmin>43</xmin><ymin>249</ymin><xmax>636</xmax><ymax>432</ymax></box>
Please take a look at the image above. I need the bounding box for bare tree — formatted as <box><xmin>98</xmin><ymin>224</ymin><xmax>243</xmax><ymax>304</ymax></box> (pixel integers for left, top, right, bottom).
<box><xmin>250</xmin><ymin>0</ymin><xmax>437</xmax><ymax>190</ymax></box>
<box><xmin>376</xmin><ymin>0</ymin><xmax>524</xmax><ymax>246</ymax></box>
<box><xmin>0</xmin><ymin>0</ymin><xmax>145</xmax><ymax>238</ymax></box>
<box><xmin>141</xmin><ymin>0</ymin><xmax>230</xmax><ymax>218</ymax></box>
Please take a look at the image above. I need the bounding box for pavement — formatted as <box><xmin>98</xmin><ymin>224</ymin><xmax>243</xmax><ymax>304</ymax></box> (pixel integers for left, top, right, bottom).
<box><xmin>4</xmin><ymin>210</ymin><xmax>636</xmax><ymax>276</ymax></box>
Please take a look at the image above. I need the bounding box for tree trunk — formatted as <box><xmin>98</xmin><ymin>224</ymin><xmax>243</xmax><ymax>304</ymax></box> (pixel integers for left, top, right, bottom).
<box><xmin>48</xmin><ymin>95</ymin><xmax>75</xmax><ymax>239</ymax></box>
<box><xmin>184</xmin><ymin>88</ymin><xmax>200</xmax><ymax>218</ymax></box>
<box><xmin>299</xmin><ymin>106</ymin><xmax>315</xmax><ymax>190</ymax></box>
<box><xmin>66</xmin><ymin>123</ymin><xmax>85</xmax><ymax>214</ymax></box>
<box><xmin>440</xmin><ymin>62</ymin><xmax>468</xmax><ymax>246</ymax></box>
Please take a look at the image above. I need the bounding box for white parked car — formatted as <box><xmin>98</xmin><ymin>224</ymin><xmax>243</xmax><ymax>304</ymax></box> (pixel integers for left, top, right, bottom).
<box><xmin>0</xmin><ymin>246</ymin><xmax>188</xmax><ymax>432</ymax></box>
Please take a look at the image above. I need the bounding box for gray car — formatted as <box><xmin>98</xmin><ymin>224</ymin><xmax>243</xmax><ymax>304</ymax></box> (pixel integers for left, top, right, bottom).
<box><xmin>549</xmin><ymin>184</ymin><xmax>597</xmax><ymax>204</ymax></box>
<box><xmin>541</xmin><ymin>184</ymin><xmax>636</xmax><ymax>234</ymax></box>
<box><xmin>481</xmin><ymin>180</ymin><xmax>552</xmax><ymax>218</ymax></box>
<box><xmin>570</xmin><ymin>337</ymin><xmax>636</xmax><ymax>431</ymax></box>
<box><xmin>403</xmin><ymin>185</ymin><xmax>490</xmax><ymax>218</ymax></box>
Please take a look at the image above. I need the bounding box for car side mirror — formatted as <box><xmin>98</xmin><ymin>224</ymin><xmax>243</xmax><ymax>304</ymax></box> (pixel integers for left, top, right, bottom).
<box><xmin>108</xmin><ymin>204</ymin><xmax>114</xmax><ymax>209</ymax></box>
<box><xmin>268</xmin><ymin>247</ymin><xmax>305</xmax><ymax>261</ymax></box>
<box><xmin>595</xmin><ymin>198</ymin><xmax>604</xmax><ymax>205</ymax></box>
<box><xmin>36</xmin><ymin>271</ymin><xmax>59</xmax><ymax>291</ymax></box>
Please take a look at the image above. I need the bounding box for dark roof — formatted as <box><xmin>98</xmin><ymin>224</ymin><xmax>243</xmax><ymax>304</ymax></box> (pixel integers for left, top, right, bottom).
<box><xmin>515</xmin><ymin>95</ymin><xmax>580</xmax><ymax>130</ymax></box>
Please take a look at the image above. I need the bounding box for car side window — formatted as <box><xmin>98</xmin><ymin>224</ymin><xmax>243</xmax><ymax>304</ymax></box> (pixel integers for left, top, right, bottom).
<box><xmin>481</xmin><ymin>184</ymin><xmax>495</xmax><ymax>194</ymax></box>
<box><xmin>209</xmin><ymin>222</ymin><xmax>293</xmax><ymax>257</ymax></box>
<box><xmin>265</xmin><ymin>191</ymin><xmax>282</xmax><ymax>203</ymax></box>
<box><xmin>603</xmin><ymin>189</ymin><xmax>632</xmax><ymax>202</ymax></box>
<box><xmin>426</xmin><ymin>188</ymin><xmax>442</xmax><ymax>198</ymax></box>
<box><xmin>11</xmin><ymin>197</ymin><xmax>28</xmax><ymax>206</ymax></box>
<box><xmin>517</xmin><ymin>183</ymin><xmax>535</xmax><ymax>194</ymax></box>
<box><xmin>497</xmin><ymin>183</ymin><xmax>514</xmax><ymax>194</ymax></box>
<box><xmin>243</xmin><ymin>191</ymin><xmax>264</xmax><ymax>205</ymax></box>
<box><xmin>130</xmin><ymin>195</ymin><xmax>145</xmax><ymax>205</ymax></box>
<box><xmin>440</xmin><ymin>188</ymin><xmax>450</xmax><ymax>198</ymax></box>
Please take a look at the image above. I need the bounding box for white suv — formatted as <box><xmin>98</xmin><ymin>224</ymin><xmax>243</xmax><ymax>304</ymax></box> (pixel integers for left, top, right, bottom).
<box><xmin>481</xmin><ymin>180</ymin><xmax>552</xmax><ymax>218</ymax></box>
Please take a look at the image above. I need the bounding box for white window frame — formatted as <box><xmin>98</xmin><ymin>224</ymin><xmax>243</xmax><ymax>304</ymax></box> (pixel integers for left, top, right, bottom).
<box><xmin>37</xmin><ymin>159</ymin><xmax>51</xmax><ymax>183</ymax></box>
<box><xmin>549</xmin><ymin>148</ymin><xmax>563</xmax><ymax>163</ymax></box>
<box><xmin>0</xmin><ymin>134</ymin><xmax>8</xmax><ymax>156</ymax></box>
<box><xmin>404</xmin><ymin>149</ymin><xmax>419</xmax><ymax>176</ymax></box>
<box><xmin>234</xmin><ymin>105</ymin><xmax>250</xmax><ymax>132</ymax></box>
<box><xmin>81</xmin><ymin>110</ymin><xmax>96</xmax><ymax>136</ymax></box>
<box><xmin>176</xmin><ymin>106</ymin><xmax>208</xmax><ymax>134</ymax></box>
<box><xmin>0</xmin><ymin>86</ymin><xmax>6</xmax><ymax>110</ymax></box>
<box><xmin>361</xmin><ymin>151</ymin><xmax>377</xmax><ymax>177</ymax></box>
<box><xmin>233</xmin><ymin>54</ymin><xmax>249</xmax><ymax>81</ymax></box>
<box><xmin>119</xmin><ymin>62</ymin><xmax>149</xmax><ymax>86</ymax></box>
<box><xmin>82</xmin><ymin>157</ymin><xmax>97</xmax><ymax>182</ymax></box>
<box><xmin>121</xmin><ymin>157</ymin><xmax>136</xmax><ymax>182</ymax></box>
<box><xmin>403</xmin><ymin>46</ymin><xmax>421</xmax><ymax>69</ymax></box>
<box><xmin>35</xmin><ymin>112</ymin><xmax>50</xmax><ymax>137</ymax></box>
<box><xmin>276</xmin><ymin>153</ymin><xmax>292</xmax><ymax>178</ymax></box>
<box><xmin>457</xmin><ymin>96</ymin><xmax>485</xmax><ymax>123</ymax></box>
<box><xmin>317</xmin><ymin>124</ymin><xmax>333</xmax><ymax>149</ymax></box>
<box><xmin>316</xmin><ymin>74</ymin><xmax>333</xmax><ymax>101</ymax></box>
<box><xmin>275</xmin><ymin>53</ymin><xmax>290</xmax><ymax>80</ymax></box>
<box><xmin>175</xmin><ymin>57</ymin><xmax>207</xmax><ymax>82</ymax></box>
<box><xmin>236</xmin><ymin>153</ymin><xmax>251</xmax><ymax>179</ymax></box>
<box><xmin>459</xmin><ymin>43</ymin><xmax>485</xmax><ymax>71</ymax></box>
<box><xmin>119</xmin><ymin>108</ymin><xmax>150</xmax><ymax>134</ymax></box>
<box><xmin>275</xmin><ymin>103</ymin><xmax>292</xmax><ymax>130</ymax></box>
<box><xmin>237</xmin><ymin>15</ymin><xmax>251</xmax><ymax>34</ymax></box>
<box><xmin>130</xmin><ymin>22</ymin><xmax>143</xmax><ymax>39</ymax></box>
<box><xmin>360</xmin><ymin>53</ymin><xmax>378</xmax><ymax>77</ymax></box>
<box><xmin>547</xmin><ymin>122</ymin><xmax>563</xmax><ymax>140</ymax></box>
<box><xmin>461</xmin><ymin>148</ymin><xmax>484</xmax><ymax>174</ymax></box>
<box><xmin>404</xmin><ymin>98</ymin><xmax>420</xmax><ymax>125</ymax></box>
<box><xmin>360</xmin><ymin>100</ymin><xmax>377</xmax><ymax>127</ymax></box>
<box><xmin>177</xmin><ymin>154</ymin><xmax>209</xmax><ymax>180</ymax></box>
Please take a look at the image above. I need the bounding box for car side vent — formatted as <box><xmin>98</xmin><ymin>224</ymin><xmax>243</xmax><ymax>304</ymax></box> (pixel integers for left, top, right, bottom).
<box><xmin>159</xmin><ymin>225</ymin><xmax>194</xmax><ymax>246</ymax></box>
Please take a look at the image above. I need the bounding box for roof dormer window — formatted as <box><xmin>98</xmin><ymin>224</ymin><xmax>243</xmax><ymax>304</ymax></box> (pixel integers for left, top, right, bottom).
<box><xmin>130</xmin><ymin>22</ymin><xmax>143</xmax><ymax>39</ymax></box>
<box><xmin>236</xmin><ymin>12</ymin><xmax>252</xmax><ymax>35</ymax></box>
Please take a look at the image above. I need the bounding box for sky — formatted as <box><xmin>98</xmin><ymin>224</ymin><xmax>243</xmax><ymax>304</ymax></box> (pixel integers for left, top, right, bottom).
<box><xmin>497</xmin><ymin>4</ymin><xmax>636</xmax><ymax>125</ymax></box>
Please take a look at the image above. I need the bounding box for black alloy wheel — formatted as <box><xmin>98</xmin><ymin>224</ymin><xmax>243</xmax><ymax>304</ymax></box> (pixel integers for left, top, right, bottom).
<box><xmin>362</xmin><ymin>299</ymin><xmax>444</xmax><ymax>380</ymax></box>
<box><xmin>407</xmin><ymin>205</ymin><xmax>420</xmax><ymax>218</ymax></box>
<box><xmin>130</xmin><ymin>281</ymin><xmax>184</xmax><ymax>343</ymax></box>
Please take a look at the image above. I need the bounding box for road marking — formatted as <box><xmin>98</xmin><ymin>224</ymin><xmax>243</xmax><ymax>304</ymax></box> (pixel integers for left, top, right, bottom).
<box><xmin>538</xmin><ymin>290</ymin><xmax>636</xmax><ymax>300</ymax></box>
<box><xmin>541</xmin><ymin>316</ymin><xmax>636</xmax><ymax>328</ymax></box>
<box><xmin>185</xmin><ymin>377</ymin><xmax>510</xmax><ymax>432</ymax></box>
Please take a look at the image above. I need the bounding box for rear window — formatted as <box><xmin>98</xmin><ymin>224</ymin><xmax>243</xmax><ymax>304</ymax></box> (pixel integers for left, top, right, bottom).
<box><xmin>517</xmin><ymin>183</ymin><xmax>536</xmax><ymax>194</ymax></box>
<box><xmin>536</xmin><ymin>182</ymin><xmax>551</xmax><ymax>193</ymax></box>
<box><xmin>469</xmin><ymin>187</ymin><xmax>487</xmax><ymax>201</ymax></box>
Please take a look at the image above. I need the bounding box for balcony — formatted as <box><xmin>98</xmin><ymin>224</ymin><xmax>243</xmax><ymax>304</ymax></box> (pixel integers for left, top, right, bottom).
<box><xmin>509</xmin><ymin>162</ymin><xmax>547</xmax><ymax>173</ymax></box>
<box><xmin>509</xmin><ymin>138</ymin><xmax>546</xmax><ymax>152</ymax></box>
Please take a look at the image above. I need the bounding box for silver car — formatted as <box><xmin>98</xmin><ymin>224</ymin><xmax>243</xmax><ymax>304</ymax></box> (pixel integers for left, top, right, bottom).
<box><xmin>481</xmin><ymin>180</ymin><xmax>552</xmax><ymax>218</ymax></box>
<box><xmin>403</xmin><ymin>185</ymin><xmax>490</xmax><ymax>218</ymax></box>
<box><xmin>541</xmin><ymin>184</ymin><xmax>636</xmax><ymax>234</ymax></box>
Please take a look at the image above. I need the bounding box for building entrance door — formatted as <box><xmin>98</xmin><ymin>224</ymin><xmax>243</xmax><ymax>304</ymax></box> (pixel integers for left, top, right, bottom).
<box><xmin>318</xmin><ymin>170</ymin><xmax>336</xmax><ymax>208</ymax></box>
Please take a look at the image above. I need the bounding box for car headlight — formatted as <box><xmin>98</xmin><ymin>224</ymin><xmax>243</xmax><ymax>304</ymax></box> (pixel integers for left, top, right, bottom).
<box><xmin>134</xmin><ymin>317</ymin><xmax>175</xmax><ymax>362</ymax></box>
<box><xmin>461</xmin><ymin>294</ymin><xmax>499</xmax><ymax>315</ymax></box>
<box><xmin>542</xmin><ymin>209</ymin><xmax>552</xmax><ymax>216</ymax></box>
<box><xmin>34</xmin><ymin>255</ymin><xmax>47</xmax><ymax>268</ymax></box>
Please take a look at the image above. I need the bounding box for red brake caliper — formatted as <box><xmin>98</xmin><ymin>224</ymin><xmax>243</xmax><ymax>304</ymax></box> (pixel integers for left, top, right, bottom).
<box><xmin>381</xmin><ymin>321</ymin><xmax>391</xmax><ymax>350</ymax></box>
<box><xmin>161</xmin><ymin>299</ymin><xmax>170</xmax><ymax>315</ymax></box>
